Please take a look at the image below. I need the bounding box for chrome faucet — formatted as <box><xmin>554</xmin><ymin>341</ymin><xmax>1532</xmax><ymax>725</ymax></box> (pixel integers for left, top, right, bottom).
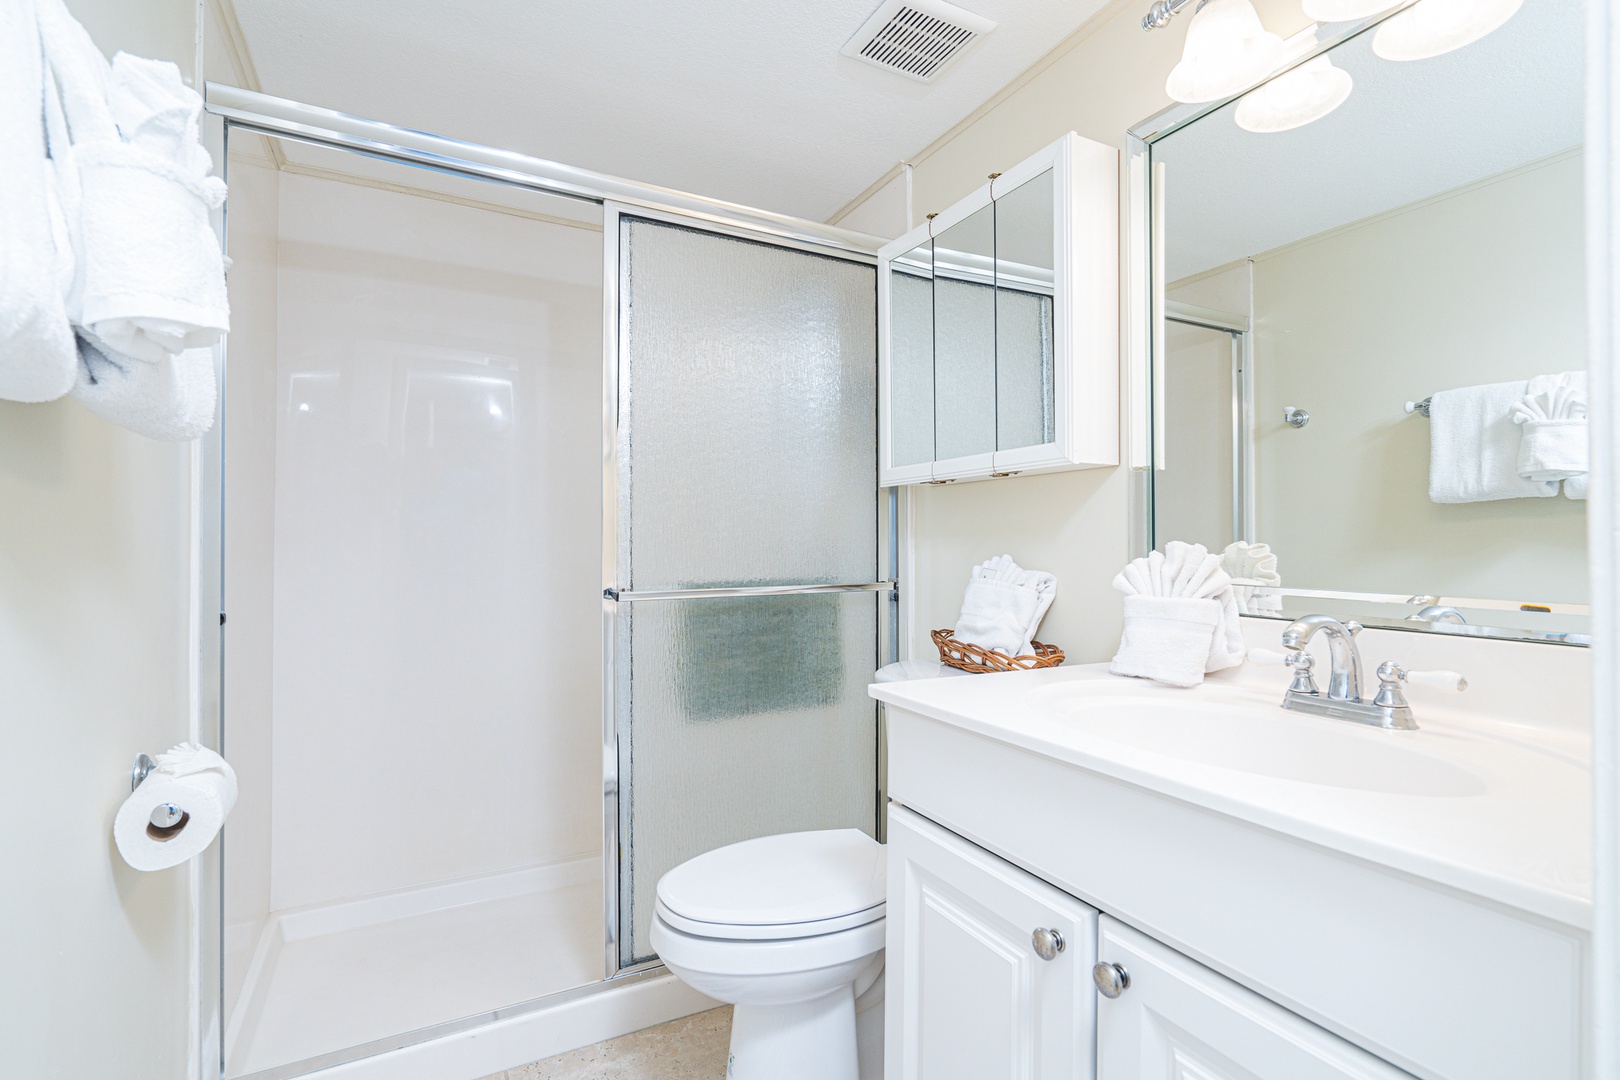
<box><xmin>1407</xmin><ymin>605</ymin><xmax>1467</xmax><ymax>626</ymax></box>
<box><xmin>1276</xmin><ymin>615</ymin><xmax>1421</xmax><ymax>730</ymax></box>
<box><xmin>1280</xmin><ymin>614</ymin><xmax>1364</xmax><ymax>702</ymax></box>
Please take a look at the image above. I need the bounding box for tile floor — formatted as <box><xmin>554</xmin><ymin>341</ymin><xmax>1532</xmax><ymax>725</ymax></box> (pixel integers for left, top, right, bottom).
<box><xmin>478</xmin><ymin>1007</ymin><xmax>733</xmax><ymax>1080</ymax></box>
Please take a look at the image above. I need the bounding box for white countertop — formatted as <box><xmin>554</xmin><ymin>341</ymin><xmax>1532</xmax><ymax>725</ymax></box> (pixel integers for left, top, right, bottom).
<box><xmin>872</xmin><ymin>660</ymin><xmax>1592</xmax><ymax>930</ymax></box>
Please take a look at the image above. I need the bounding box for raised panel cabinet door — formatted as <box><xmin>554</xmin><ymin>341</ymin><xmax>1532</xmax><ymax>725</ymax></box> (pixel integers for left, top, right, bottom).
<box><xmin>886</xmin><ymin>805</ymin><xmax>1098</xmax><ymax>1080</ymax></box>
<box><xmin>1096</xmin><ymin>916</ymin><xmax>1415</xmax><ymax>1080</ymax></box>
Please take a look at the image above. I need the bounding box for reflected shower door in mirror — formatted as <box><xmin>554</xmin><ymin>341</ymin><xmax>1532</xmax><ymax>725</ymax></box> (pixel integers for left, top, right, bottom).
<box><xmin>932</xmin><ymin>201</ymin><xmax>998</xmax><ymax>476</ymax></box>
<box><xmin>1140</xmin><ymin>0</ymin><xmax>1588</xmax><ymax>644</ymax></box>
<box><xmin>995</xmin><ymin>168</ymin><xmax>1056</xmax><ymax>457</ymax></box>
<box><xmin>887</xmin><ymin>239</ymin><xmax>935</xmax><ymax>483</ymax></box>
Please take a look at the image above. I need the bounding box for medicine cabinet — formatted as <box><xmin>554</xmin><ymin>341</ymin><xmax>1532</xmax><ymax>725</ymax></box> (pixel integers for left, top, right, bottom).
<box><xmin>878</xmin><ymin>132</ymin><xmax>1120</xmax><ymax>486</ymax></box>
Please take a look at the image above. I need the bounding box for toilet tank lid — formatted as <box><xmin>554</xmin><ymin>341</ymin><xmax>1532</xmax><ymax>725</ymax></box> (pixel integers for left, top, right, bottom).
<box><xmin>656</xmin><ymin>829</ymin><xmax>886</xmax><ymax>927</ymax></box>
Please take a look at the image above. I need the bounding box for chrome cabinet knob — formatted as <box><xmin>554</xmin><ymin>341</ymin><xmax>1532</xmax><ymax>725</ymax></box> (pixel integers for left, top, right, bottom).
<box><xmin>1032</xmin><ymin>928</ymin><xmax>1065</xmax><ymax>961</ymax></box>
<box><xmin>1093</xmin><ymin>962</ymin><xmax>1131</xmax><ymax>998</ymax></box>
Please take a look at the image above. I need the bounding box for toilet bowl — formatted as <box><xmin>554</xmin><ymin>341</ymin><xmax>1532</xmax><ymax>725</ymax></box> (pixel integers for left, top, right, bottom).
<box><xmin>649</xmin><ymin>829</ymin><xmax>885</xmax><ymax>1080</ymax></box>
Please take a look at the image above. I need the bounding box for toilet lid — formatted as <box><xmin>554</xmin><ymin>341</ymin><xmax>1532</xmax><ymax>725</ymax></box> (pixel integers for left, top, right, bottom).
<box><xmin>656</xmin><ymin>829</ymin><xmax>886</xmax><ymax>929</ymax></box>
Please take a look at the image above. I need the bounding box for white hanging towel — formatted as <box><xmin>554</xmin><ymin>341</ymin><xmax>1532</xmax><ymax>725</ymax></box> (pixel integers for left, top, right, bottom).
<box><xmin>38</xmin><ymin>0</ymin><xmax>224</xmax><ymax>439</ymax></box>
<box><xmin>1513</xmin><ymin>372</ymin><xmax>1587</xmax><ymax>484</ymax></box>
<box><xmin>0</xmin><ymin>0</ymin><xmax>77</xmax><ymax>402</ymax></box>
<box><xmin>73</xmin><ymin>333</ymin><xmax>215</xmax><ymax>441</ymax></box>
<box><xmin>953</xmin><ymin>554</ymin><xmax>1057</xmax><ymax>657</ymax></box>
<box><xmin>1428</xmin><ymin>380</ymin><xmax>1557</xmax><ymax>503</ymax></box>
<box><xmin>1111</xmin><ymin>541</ymin><xmax>1245</xmax><ymax>687</ymax></box>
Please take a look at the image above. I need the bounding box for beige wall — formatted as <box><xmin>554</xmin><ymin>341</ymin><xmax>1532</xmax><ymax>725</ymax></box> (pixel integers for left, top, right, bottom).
<box><xmin>0</xmin><ymin>1</ymin><xmax>202</xmax><ymax>1078</ymax></box>
<box><xmin>884</xmin><ymin>0</ymin><xmax>1310</xmax><ymax>661</ymax></box>
<box><xmin>1253</xmin><ymin>152</ymin><xmax>1587</xmax><ymax>603</ymax></box>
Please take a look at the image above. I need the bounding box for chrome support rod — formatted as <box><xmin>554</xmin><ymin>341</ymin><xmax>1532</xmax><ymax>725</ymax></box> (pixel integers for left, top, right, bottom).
<box><xmin>605</xmin><ymin>581</ymin><xmax>896</xmax><ymax>603</ymax></box>
<box><xmin>1142</xmin><ymin>0</ymin><xmax>1202</xmax><ymax>31</ymax></box>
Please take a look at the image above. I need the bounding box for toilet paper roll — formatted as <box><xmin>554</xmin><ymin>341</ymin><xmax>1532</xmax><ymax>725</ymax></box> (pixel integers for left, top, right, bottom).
<box><xmin>114</xmin><ymin>743</ymin><xmax>237</xmax><ymax>872</ymax></box>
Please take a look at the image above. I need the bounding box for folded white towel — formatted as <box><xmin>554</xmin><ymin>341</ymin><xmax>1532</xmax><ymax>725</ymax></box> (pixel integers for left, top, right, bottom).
<box><xmin>1111</xmin><ymin>596</ymin><xmax>1222</xmax><ymax>688</ymax></box>
<box><xmin>953</xmin><ymin>554</ymin><xmax>1057</xmax><ymax>657</ymax></box>
<box><xmin>72</xmin><ymin>332</ymin><xmax>215</xmax><ymax>441</ymax></box>
<box><xmin>1112</xmin><ymin>541</ymin><xmax>1245</xmax><ymax>686</ymax></box>
<box><xmin>0</xmin><ymin>0</ymin><xmax>77</xmax><ymax>402</ymax></box>
<box><xmin>1219</xmin><ymin>541</ymin><xmax>1282</xmax><ymax>614</ymax></box>
<box><xmin>1566</xmin><ymin>474</ymin><xmax>1588</xmax><ymax>501</ymax></box>
<box><xmin>1428</xmin><ymin>381</ymin><xmax>1557</xmax><ymax>503</ymax></box>
<box><xmin>1513</xmin><ymin>372</ymin><xmax>1587</xmax><ymax>483</ymax></box>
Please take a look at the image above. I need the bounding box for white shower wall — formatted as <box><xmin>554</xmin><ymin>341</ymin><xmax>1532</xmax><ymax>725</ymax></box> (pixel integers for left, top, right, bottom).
<box><xmin>222</xmin><ymin>151</ymin><xmax>606</xmax><ymax>1072</ymax></box>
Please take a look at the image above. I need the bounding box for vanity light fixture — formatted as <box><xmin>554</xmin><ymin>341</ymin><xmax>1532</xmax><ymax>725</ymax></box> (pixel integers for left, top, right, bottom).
<box><xmin>1164</xmin><ymin>0</ymin><xmax>1285</xmax><ymax>104</ymax></box>
<box><xmin>1298</xmin><ymin>0</ymin><xmax>1399</xmax><ymax>21</ymax></box>
<box><xmin>1371</xmin><ymin>0</ymin><xmax>1524</xmax><ymax>62</ymax></box>
<box><xmin>1234</xmin><ymin>54</ymin><xmax>1353</xmax><ymax>133</ymax></box>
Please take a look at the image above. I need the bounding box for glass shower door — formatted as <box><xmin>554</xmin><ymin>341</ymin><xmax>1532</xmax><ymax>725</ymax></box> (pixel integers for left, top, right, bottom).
<box><xmin>610</xmin><ymin>215</ymin><xmax>882</xmax><ymax>967</ymax></box>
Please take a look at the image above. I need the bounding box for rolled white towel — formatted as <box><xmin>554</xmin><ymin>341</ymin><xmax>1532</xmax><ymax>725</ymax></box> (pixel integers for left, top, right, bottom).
<box><xmin>1429</xmin><ymin>381</ymin><xmax>1557</xmax><ymax>503</ymax></box>
<box><xmin>0</xmin><ymin>0</ymin><xmax>77</xmax><ymax>402</ymax></box>
<box><xmin>1566</xmin><ymin>474</ymin><xmax>1589</xmax><ymax>501</ymax></box>
<box><xmin>71</xmin><ymin>332</ymin><xmax>215</xmax><ymax>441</ymax></box>
<box><xmin>1111</xmin><ymin>596</ymin><xmax>1222</xmax><ymax>689</ymax></box>
<box><xmin>953</xmin><ymin>554</ymin><xmax>1056</xmax><ymax>657</ymax></box>
<box><xmin>1513</xmin><ymin>373</ymin><xmax>1587</xmax><ymax>483</ymax></box>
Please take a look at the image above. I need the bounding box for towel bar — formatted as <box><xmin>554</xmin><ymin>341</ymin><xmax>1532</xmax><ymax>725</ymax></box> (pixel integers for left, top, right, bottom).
<box><xmin>1404</xmin><ymin>397</ymin><xmax>1433</xmax><ymax>418</ymax></box>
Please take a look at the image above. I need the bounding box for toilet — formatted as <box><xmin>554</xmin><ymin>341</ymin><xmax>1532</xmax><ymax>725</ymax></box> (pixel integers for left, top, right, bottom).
<box><xmin>649</xmin><ymin>829</ymin><xmax>886</xmax><ymax>1080</ymax></box>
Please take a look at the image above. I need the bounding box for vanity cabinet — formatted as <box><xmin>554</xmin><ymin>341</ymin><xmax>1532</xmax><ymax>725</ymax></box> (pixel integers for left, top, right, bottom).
<box><xmin>1096</xmin><ymin>916</ymin><xmax>1411</xmax><ymax>1080</ymax></box>
<box><xmin>886</xmin><ymin>807</ymin><xmax>1098</xmax><ymax>1080</ymax></box>
<box><xmin>878</xmin><ymin>132</ymin><xmax>1119</xmax><ymax>486</ymax></box>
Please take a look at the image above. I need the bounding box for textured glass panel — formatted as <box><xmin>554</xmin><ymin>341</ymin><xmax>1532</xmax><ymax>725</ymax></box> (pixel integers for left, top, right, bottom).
<box><xmin>994</xmin><ymin>169</ymin><xmax>1056</xmax><ymax>451</ymax></box>
<box><xmin>621</xmin><ymin>593</ymin><xmax>879</xmax><ymax>963</ymax></box>
<box><xmin>619</xmin><ymin>219</ymin><xmax>878</xmax><ymax>589</ymax></box>
<box><xmin>995</xmin><ymin>291</ymin><xmax>1054</xmax><ymax>450</ymax></box>
<box><xmin>890</xmin><ymin>241</ymin><xmax>935</xmax><ymax>468</ymax></box>
<box><xmin>933</xmin><ymin>204</ymin><xmax>997</xmax><ymax>459</ymax></box>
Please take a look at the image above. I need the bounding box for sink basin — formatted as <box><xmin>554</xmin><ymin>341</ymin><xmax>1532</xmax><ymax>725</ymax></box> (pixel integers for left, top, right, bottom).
<box><xmin>1026</xmin><ymin>683</ymin><xmax>1487</xmax><ymax>797</ymax></box>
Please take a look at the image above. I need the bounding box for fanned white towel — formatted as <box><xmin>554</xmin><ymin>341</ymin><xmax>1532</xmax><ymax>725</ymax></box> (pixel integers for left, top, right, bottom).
<box><xmin>1112</xmin><ymin>541</ymin><xmax>1245</xmax><ymax>687</ymax></box>
<box><xmin>1219</xmin><ymin>541</ymin><xmax>1281</xmax><ymax>614</ymax></box>
<box><xmin>1429</xmin><ymin>381</ymin><xmax>1557</xmax><ymax>503</ymax></box>
<box><xmin>953</xmin><ymin>555</ymin><xmax>1057</xmax><ymax>657</ymax></box>
<box><xmin>1566</xmin><ymin>473</ymin><xmax>1589</xmax><ymax>501</ymax></box>
<box><xmin>0</xmin><ymin>0</ymin><xmax>77</xmax><ymax>402</ymax></box>
<box><xmin>73</xmin><ymin>333</ymin><xmax>215</xmax><ymax>441</ymax></box>
<box><xmin>1513</xmin><ymin>372</ymin><xmax>1587</xmax><ymax>483</ymax></box>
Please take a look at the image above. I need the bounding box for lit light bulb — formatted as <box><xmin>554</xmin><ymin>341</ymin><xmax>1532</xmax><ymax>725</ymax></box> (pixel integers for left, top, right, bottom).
<box><xmin>1372</xmin><ymin>0</ymin><xmax>1524</xmax><ymax>62</ymax></box>
<box><xmin>1235</xmin><ymin>55</ymin><xmax>1353</xmax><ymax>133</ymax></box>
<box><xmin>1299</xmin><ymin>0</ymin><xmax>1400</xmax><ymax>21</ymax></box>
<box><xmin>1166</xmin><ymin>0</ymin><xmax>1286</xmax><ymax>104</ymax></box>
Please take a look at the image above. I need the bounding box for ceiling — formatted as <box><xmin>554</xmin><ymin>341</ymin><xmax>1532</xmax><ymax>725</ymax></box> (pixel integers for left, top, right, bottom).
<box><xmin>1158</xmin><ymin>0</ymin><xmax>1584</xmax><ymax>282</ymax></box>
<box><xmin>228</xmin><ymin>0</ymin><xmax>1115</xmax><ymax>225</ymax></box>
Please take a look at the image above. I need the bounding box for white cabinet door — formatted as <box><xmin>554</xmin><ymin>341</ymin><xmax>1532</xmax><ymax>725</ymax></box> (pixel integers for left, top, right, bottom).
<box><xmin>886</xmin><ymin>805</ymin><xmax>1098</xmax><ymax>1080</ymax></box>
<box><xmin>1096</xmin><ymin>916</ymin><xmax>1414</xmax><ymax>1080</ymax></box>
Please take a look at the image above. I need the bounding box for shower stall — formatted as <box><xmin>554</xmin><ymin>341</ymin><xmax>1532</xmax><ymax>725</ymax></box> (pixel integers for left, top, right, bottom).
<box><xmin>206</xmin><ymin>88</ymin><xmax>892</xmax><ymax>1078</ymax></box>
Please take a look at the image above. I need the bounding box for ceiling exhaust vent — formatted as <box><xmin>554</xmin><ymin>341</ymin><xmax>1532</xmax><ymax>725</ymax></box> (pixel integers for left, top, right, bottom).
<box><xmin>842</xmin><ymin>0</ymin><xmax>997</xmax><ymax>83</ymax></box>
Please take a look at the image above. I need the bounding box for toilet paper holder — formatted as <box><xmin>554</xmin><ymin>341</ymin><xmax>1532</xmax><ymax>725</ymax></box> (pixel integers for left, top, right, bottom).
<box><xmin>130</xmin><ymin>753</ymin><xmax>186</xmax><ymax>830</ymax></box>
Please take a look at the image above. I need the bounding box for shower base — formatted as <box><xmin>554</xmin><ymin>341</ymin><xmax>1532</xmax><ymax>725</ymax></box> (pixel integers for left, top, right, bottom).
<box><xmin>225</xmin><ymin>856</ymin><xmax>602</xmax><ymax>1078</ymax></box>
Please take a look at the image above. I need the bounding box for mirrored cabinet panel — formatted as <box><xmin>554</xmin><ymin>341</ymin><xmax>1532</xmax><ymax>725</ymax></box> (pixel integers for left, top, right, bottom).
<box><xmin>878</xmin><ymin>132</ymin><xmax>1119</xmax><ymax>486</ymax></box>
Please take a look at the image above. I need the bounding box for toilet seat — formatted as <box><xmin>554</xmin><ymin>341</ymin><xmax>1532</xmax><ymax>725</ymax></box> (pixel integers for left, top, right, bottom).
<box><xmin>656</xmin><ymin>829</ymin><xmax>885</xmax><ymax>942</ymax></box>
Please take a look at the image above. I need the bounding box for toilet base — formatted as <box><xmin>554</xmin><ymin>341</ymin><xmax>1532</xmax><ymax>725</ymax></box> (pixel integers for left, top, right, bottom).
<box><xmin>728</xmin><ymin>984</ymin><xmax>857</xmax><ymax>1080</ymax></box>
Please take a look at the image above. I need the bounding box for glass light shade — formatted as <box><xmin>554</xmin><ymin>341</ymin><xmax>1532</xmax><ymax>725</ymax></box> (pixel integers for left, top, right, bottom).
<box><xmin>1166</xmin><ymin>0</ymin><xmax>1286</xmax><ymax>105</ymax></box>
<box><xmin>1372</xmin><ymin>0</ymin><xmax>1524</xmax><ymax>62</ymax></box>
<box><xmin>1299</xmin><ymin>0</ymin><xmax>1400</xmax><ymax>21</ymax></box>
<box><xmin>1235</xmin><ymin>55</ymin><xmax>1353</xmax><ymax>133</ymax></box>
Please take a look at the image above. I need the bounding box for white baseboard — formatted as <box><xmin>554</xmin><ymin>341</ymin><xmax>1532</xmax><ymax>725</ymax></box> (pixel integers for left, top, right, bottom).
<box><xmin>297</xmin><ymin>973</ymin><xmax>719</xmax><ymax>1080</ymax></box>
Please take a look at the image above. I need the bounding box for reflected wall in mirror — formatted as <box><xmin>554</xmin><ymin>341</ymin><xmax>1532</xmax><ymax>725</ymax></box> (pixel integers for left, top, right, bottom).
<box><xmin>994</xmin><ymin>168</ymin><xmax>1056</xmax><ymax>452</ymax></box>
<box><xmin>889</xmin><ymin>240</ymin><xmax>935</xmax><ymax>469</ymax></box>
<box><xmin>1144</xmin><ymin>0</ymin><xmax>1588</xmax><ymax>643</ymax></box>
<box><xmin>933</xmin><ymin>202</ymin><xmax>997</xmax><ymax>462</ymax></box>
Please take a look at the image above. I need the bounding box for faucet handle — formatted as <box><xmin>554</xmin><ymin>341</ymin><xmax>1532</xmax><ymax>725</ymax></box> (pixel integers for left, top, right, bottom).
<box><xmin>1283</xmin><ymin>649</ymin><xmax>1319</xmax><ymax>696</ymax></box>
<box><xmin>1374</xmin><ymin>661</ymin><xmax>1468</xmax><ymax>709</ymax></box>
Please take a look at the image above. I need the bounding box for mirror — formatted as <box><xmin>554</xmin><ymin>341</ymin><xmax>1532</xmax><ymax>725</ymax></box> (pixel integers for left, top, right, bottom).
<box><xmin>1144</xmin><ymin>0</ymin><xmax>1588</xmax><ymax>644</ymax></box>
<box><xmin>994</xmin><ymin>168</ymin><xmax>1057</xmax><ymax>452</ymax></box>
<box><xmin>933</xmin><ymin>202</ymin><xmax>997</xmax><ymax>462</ymax></box>
<box><xmin>889</xmin><ymin>239</ymin><xmax>935</xmax><ymax>469</ymax></box>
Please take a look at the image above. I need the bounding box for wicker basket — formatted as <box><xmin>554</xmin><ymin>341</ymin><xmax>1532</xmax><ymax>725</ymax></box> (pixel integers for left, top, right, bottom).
<box><xmin>932</xmin><ymin>629</ymin><xmax>1065</xmax><ymax>674</ymax></box>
